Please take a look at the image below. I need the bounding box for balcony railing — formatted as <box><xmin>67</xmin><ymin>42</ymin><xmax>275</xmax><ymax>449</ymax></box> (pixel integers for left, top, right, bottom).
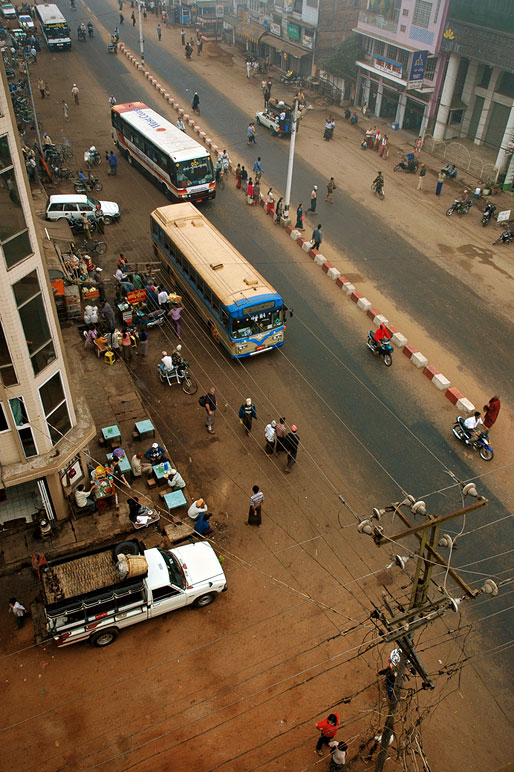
<box><xmin>358</xmin><ymin>9</ymin><xmax>399</xmax><ymax>34</ymax></box>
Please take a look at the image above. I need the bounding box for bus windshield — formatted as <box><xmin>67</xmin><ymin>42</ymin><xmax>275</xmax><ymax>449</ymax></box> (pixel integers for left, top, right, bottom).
<box><xmin>231</xmin><ymin>308</ymin><xmax>282</xmax><ymax>339</ymax></box>
<box><xmin>176</xmin><ymin>157</ymin><xmax>214</xmax><ymax>188</ymax></box>
<box><xmin>46</xmin><ymin>24</ymin><xmax>69</xmax><ymax>38</ymax></box>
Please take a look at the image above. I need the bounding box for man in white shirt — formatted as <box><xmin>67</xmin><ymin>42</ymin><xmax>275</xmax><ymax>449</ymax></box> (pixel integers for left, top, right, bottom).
<box><xmin>74</xmin><ymin>483</ymin><xmax>97</xmax><ymax>513</ymax></box>
<box><xmin>188</xmin><ymin>498</ymin><xmax>208</xmax><ymax>520</ymax></box>
<box><xmin>115</xmin><ymin>267</ymin><xmax>127</xmax><ymax>282</ymax></box>
<box><xmin>157</xmin><ymin>287</ymin><xmax>169</xmax><ymax>307</ymax></box>
<box><xmin>161</xmin><ymin>350</ymin><xmax>173</xmax><ymax>371</ymax></box>
<box><xmin>463</xmin><ymin>411</ymin><xmax>483</xmax><ymax>441</ymax></box>
<box><xmin>328</xmin><ymin>740</ymin><xmax>347</xmax><ymax>769</ymax></box>
<box><xmin>264</xmin><ymin>420</ymin><xmax>276</xmax><ymax>456</ymax></box>
<box><xmin>167</xmin><ymin>468</ymin><xmax>186</xmax><ymax>490</ymax></box>
<box><xmin>176</xmin><ymin>118</ymin><xmax>185</xmax><ymax>132</ymax></box>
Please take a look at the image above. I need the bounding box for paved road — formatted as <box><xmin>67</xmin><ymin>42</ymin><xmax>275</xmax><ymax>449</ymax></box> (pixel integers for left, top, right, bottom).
<box><xmin>83</xmin><ymin>0</ymin><xmax>514</xmax><ymax>402</ymax></box>
<box><xmin>61</xmin><ymin>2</ymin><xmax>513</xmax><ymax>653</ymax></box>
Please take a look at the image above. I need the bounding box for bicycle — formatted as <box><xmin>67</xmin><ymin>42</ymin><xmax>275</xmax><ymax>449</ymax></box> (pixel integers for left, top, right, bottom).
<box><xmin>76</xmin><ymin>239</ymin><xmax>107</xmax><ymax>256</ymax></box>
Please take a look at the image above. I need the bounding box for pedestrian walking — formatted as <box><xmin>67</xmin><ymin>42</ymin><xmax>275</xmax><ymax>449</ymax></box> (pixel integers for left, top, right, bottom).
<box><xmin>379</xmin><ymin>134</ymin><xmax>388</xmax><ymax>158</ymax></box>
<box><xmin>436</xmin><ymin>170</ymin><xmax>445</xmax><ymax>196</ymax></box>
<box><xmin>325</xmin><ymin>177</ymin><xmax>336</xmax><ymax>203</ymax></box>
<box><xmin>239</xmin><ymin>397</ymin><xmax>257</xmax><ymax>435</ymax></box>
<box><xmin>137</xmin><ymin>328</ymin><xmax>148</xmax><ymax>357</ymax></box>
<box><xmin>102</xmin><ymin>301</ymin><xmax>116</xmax><ymax>331</ymax></box>
<box><xmin>275</xmin><ymin>416</ymin><xmax>287</xmax><ymax>453</ymax></box>
<box><xmin>181</xmin><ymin>28</ymin><xmax>185</xmax><ymax>45</ymax></box>
<box><xmin>109</xmin><ymin>95</ymin><xmax>117</xmax><ymax>108</ymax></box>
<box><xmin>295</xmin><ymin>203</ymin><xmax>304</xmax><ymax>230</ymax></box>
<box><xmin>71</xmin><ymin>83</ymin><xmax>80</xmax><ymax>105</ymax></box>
<box><xmin>417</xmin><ymin>162</ymin><xmax>426</xmax><ymax>190</ymax></box>
<box><xmin>62</xmin><ymin>100</ymin><xmax>69</xmax><ymax>121</ymax></box>
<box><xmin>264</xmin><ymin>419</ymin><xmax>276</xmax><ymax>455</ymax></box>
<box><xmin>120</xmin><ymin>12</ymin><xmax>124</xmax><ymax>23</ymax></box>
<box><xmin>240</xmin><ymin>165</ymin><xmax>248</xmax><ymax>189</ymax></box>
<box><xmin>247</xmin><ymin>123</ymin><xmax>256</xmax><ymax>145</ymax></box>
<box><xmin>246</xmin><ymin>59</ymin><xmax>251</xmax><ymax>78</ymax></box>
<box><xmin>284</xmin><ymin>424</ymin><xmax>299</xmax><ymax>472</ymax></box>
<box><xmin>200</xmin><ymin>387</ymin><xmax>217</xmax><ymax>434</ymax></box>
<box><xmin>307</xmin><ymin>185</ymin><xmax>318</xmax><ymax>212</ymax></box>
<box><xmin>108</xmin><ymin>150</ymin><xmax>118</xmax><ymax>175</ymax></box>
<box><xmin>131</xmin><ymin>10</ymin><xmax>136</xmax><ymax>25</ymax></box>
<box><xmin>196</xmin><ymin>37</ymin><xmax>202</xmax><ymax>55</ymax></box>
<box><xmin>253</xmin><ymin>156</ymin><xmax>263</xmax><ymax>181</ymax></box>
<box><xmin>30</xmin><ymin>46</ymin><xmax>37</xmax><ymax>62</ymax></box>
<box><xmin>275</xmin><ymin>197</ymin><xmax>283</xmax><ymax>222</ymax></box>
<box><xmin>263</xmin><ymin>89</ymin><xmax>270</xmax><ymax>109</ymax></box>
<box><xmin>311</xmin><ymin>224</ymin><xmax>322</xmax><ymax>250</ymax></box>
<box><xmin>170</xmin><ymin>304</ymin><xmax>183</xmax><ymax>338</ymax></box>
<box><xmin>192</xmin><ymin>91</ymin><xmax>200</xmax><ymax>114</ymax></box>
<box><xmin>157</xmin><ymin>23</ymin><xmax>161</xmax><ymax>40</ymax></box>
<box><xmin>38</xmin><ymin>77</ymin><xmax>45</xmax><ymax>98</ymax></box>
<box><xmin>315</xmin><ymin>713</ymin><xmax>339</xmax><ymax>756</ymax></box>
<box><xmin>247</xmin><ymin>485</ymin><xmax>264</xmax><ymax>526</ymax></box>
<box><xmin>8</xmin><ymin>597</ymin><xmax>26</xmax><ymax>629</ymax></box>
<box><xmin>483</xmin><ymin>395</ymin><xmax>501</xmax><ymax>428</ymax></box>
<box><xmin>235</xmin><ymin>163</ymin><xmax>242</xmax><ymax>189</ymax></box>
<box><xmin>266</xmin><ymin>187</ymin><xmax>274</xmax><ymax>214</ymax></box>
<box><xmin>328</xmin><ymin>740</ymin><xmax>348</xmax><ymax>771</ymax></box>
<box><xmin>121</xmin><ymin>329</ymin><xmax>132</xmax><ymax>360</ymax></box>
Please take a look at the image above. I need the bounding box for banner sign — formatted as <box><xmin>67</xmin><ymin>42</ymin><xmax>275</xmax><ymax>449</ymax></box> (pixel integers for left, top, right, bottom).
<box><xmin>126</xmin><ymin>289</ymin><xmax>147</xmax><ymax>305</ymax></box>
<box><xmin>408</xmin><ymin>50</ymin><xmax>427</xmax><ymax>85</ymax></box>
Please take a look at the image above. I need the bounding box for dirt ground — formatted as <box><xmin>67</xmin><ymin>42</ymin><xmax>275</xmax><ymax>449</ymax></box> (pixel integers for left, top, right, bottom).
<box><xmin>1</xmin><ymin>9</ymin><xmax>513</xmax><ymax>772</ymax></box>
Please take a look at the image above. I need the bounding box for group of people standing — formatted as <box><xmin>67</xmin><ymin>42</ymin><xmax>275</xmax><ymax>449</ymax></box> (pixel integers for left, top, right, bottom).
<box><xmin>263</xmin><ymin>418</ymin><xmax>300</xmax><ymax>473</ymax></box>
<box><xmin>362</xmin><ymin>126</ymin><xmax>389</xmax><ymax>157</ymax></box>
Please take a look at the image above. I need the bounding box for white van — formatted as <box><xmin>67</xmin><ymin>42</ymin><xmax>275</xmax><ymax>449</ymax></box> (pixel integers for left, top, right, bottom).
<box><xmin>46</xmin><ymin>194</ymin><xmax>120</xmax><ymax>225</ymax></box>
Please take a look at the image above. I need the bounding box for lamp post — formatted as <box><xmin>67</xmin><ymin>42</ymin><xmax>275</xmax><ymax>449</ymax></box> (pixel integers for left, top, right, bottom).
<box><xmin>137</xmin><ymin>0</ymin><xmax>144</xmax><ymax>63</ymax></box>
<box><xmin>283</xmin><ymin>100</ymin><xmax>312</xmax><ymax>222</ymax></box>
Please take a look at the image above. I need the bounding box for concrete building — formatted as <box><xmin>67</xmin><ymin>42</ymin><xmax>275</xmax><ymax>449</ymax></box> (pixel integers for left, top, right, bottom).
<box><xmin>434</xmin><ymin>0</ymin><xmax>514</xmax><ymax>181</ymax></box>
<box><xmin>353</xmin><ymin>0</ymin><xmax>451</xmax><ymax>134</ymax></box>
<box><xmin>316</xmin><ymin>0</ymin><xmax>364</xmax><ymax>67</ymax></box>
<box><xmin>0</xmin><ymin>69</ymin><xmax>95</xmax><ymax>532</ymax></box>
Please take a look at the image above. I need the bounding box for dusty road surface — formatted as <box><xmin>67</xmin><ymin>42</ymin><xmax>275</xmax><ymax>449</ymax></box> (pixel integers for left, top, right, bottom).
<box><xmin>1</xmin><ymin>6</ymin><xmax>513</xmax><ymax>772</ymax></box>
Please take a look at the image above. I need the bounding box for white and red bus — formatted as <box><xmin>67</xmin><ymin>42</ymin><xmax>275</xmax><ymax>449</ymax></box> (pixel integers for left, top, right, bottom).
<box><xmin>111</xmin><ymin>102</ymin><xmax>215</xmax><ymax>203</ymax></box>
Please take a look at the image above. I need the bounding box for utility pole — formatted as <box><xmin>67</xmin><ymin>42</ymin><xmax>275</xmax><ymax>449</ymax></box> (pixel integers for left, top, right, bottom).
<box><xmin>356</xmin><ymin>482</ymin><xmax>489</xmax><ymax>771</ymax></box>
<box><xmin>137</xmin><ymin>0</ymin><xmax>144</xmax><ymax>64</ymax></box>
<box><xmin>283</xmin><ymin>100</ymin><xmax>312</xmax><ymax>222</ymax></box>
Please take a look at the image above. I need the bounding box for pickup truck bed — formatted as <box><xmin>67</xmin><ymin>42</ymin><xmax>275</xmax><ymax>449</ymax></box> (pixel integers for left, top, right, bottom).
<box><xmin>42</xmin><ymin>548</ymin><xmax>126</xmax><ymax>604</ymax></box>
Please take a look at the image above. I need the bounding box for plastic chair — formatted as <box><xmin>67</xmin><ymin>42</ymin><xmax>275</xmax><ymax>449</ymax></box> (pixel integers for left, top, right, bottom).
<box><xmin>104</xmin><ymin>350</ymin><xmax>116</xmax><ymax>366</ymax></box>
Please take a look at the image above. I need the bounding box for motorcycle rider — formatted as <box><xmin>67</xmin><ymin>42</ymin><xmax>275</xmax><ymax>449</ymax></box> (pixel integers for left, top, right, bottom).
<box><xmin>373</xmin><ymin>323</ymin><xmax>391</xmax><ymax>350</ymax></box>
<box><xmin>185</xmin><ymin>42</ymin><xmax>192</xmax><ymax>59</ymax></box>
<box><xmin>372</xmin><ymin>171</ymin><xmax>384</xmax><ymax>194</ymax></box>
<box><xmin>462</xmin><ymin>411</ymin><xmax>484</xmax><ymax>443</ymax></box>
<box><xmin>87</xmin><ymin>20</ymin><xmax>93</xmax><ymax>36</ymax></box>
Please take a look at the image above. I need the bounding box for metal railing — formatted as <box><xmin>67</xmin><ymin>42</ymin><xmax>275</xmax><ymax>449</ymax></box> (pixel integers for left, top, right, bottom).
<box><xmin>357</xmin><ymin>10</ymin><xmax>399</xmax><ymax>34</ymax></box>
<box><xmin>422</xmin><ymin>135</ymin><xmax>496</xmax><ymax>182</ymax></box>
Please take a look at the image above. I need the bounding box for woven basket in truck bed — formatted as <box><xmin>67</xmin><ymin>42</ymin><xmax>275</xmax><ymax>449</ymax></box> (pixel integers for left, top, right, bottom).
<box><xmin>42</xmin><ymin>549</ymin><xmax>127</xmax><ymax>604</ymax></box>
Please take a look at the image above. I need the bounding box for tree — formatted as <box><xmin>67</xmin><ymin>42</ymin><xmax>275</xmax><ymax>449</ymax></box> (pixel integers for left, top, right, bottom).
<box><xmin>322</xmin><ymin>33</ymin><xmax>363</xmax><ymax>80</ymax></box>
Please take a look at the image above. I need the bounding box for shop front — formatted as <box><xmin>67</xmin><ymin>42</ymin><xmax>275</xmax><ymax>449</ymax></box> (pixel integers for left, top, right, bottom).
<box><xmin>357</xmin><ymin>68</ymin><xmax>430</xmax><ymax>134</ymax></box>
<box><xmin>260</xmin><ymin>33</ymin><xmax>312</xmax><ymax>76</ymax></box>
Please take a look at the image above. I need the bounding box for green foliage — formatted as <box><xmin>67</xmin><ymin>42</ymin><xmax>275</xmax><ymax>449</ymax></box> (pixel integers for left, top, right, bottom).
<box><xmin>322</xmin><ymin>34</ymin><xmax>363</xmax><ymax>79</ymax></box>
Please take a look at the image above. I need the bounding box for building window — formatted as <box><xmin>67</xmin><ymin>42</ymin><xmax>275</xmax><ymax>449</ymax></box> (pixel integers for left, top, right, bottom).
<box><xmin>13</xmin><ymin>270</ymin><xmax>56</xmax><ymax>376</ymax></box>
<box><xmin>306</xmin><ymin>0</ymin><xmax>318</xmax><ymax>7</ymax></box>
<box><xmin>433</xmin><ymin>0</ymin><xmax>441</xmax><ymax>23</ymax></box>
<box><xmin>412</xmin><ymin>0</ymin><xmax>432</xmax><ymax>29</ymax></box>
<box><xmin>0</xmin><ymin>135</ymin><xmax>32</xmax><ymax>269</ymax></box>
<box><xmin>8</xmin><ymin>396</ymin><xmax>37</xmax><ymax>457</ymax></box>
<box><xmin>374</xmin><ymin>40</ymin><xmax>385</xmax><ymax>56</ymax></box>
<box><xmin>39</xmin><ymin>371</ymin><xmax>72</xmax><ymax>445</ymax></box>
<box><xmin>0</xmin><ymin>402</ymin><xmax>9</xmax><ymax>433</ymax></box>
<box><xmin>478</xmin><ymin>64</ymin><xmax>492</xmax><ymax>89</ymax></box>
<box><xmin>388</xmin><ymin>45</ymin><xmax>409</xmax><ymax>67</ymax></box>
<box><xmin>425</xmin><ymin>56</ymin><xmax>437</xmax><ymax>82</ymax></box>
<box><xmin>0</xmin><ymin>321</ymin><xmax>17</xmax><ymax>386</ymax></box>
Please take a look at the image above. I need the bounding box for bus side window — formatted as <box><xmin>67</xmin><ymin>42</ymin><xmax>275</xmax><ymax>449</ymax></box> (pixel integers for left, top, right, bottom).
<box><xmin>164</xmin><ymin>236</ymin><xmax>171</xmax><ymax>255</ymax></box>
<box><xmin>213</xmin><ymin>295</ymin><xmax>221</xmax><ymax>316</ymax></box>
<box><xmin>221</xmin><ymin>307</ymin><xmax>230</xmax><ymax>329</ymax></box>
<box><xmin>168</xmin><ymin>161</ymin><xmax>177</xmax><ymax>185</ymax></box>
<box><xmin>204</xmin><ymin>287</ymin><xmax>213</xmax><ymax>307</ymax></box>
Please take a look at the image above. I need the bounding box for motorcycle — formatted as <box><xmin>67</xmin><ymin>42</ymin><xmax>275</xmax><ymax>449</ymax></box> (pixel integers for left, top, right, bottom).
<box><xmin>371</xmin><ymin>179</ymin><xmax>384</xmax><ymax>200</ymax></box>
<box><xmin>84</xmin><ymin>147</ymin><xmax>101</xmax><ymax>167</ymax></box>
<box><xmin>185</xmin><ymin>44</ymin><xmax>192</xmax><ymax>60</ymax></box>
<box><xmin>366</xmin><ymin>330</ymin><xmax>393</xmax><ymax>366</ymax></box>
<box><xmin>77</xmin><ymin>26</ymin><xmax>86</xmax><ymax>41</ymax></box>
<box><xmin>70</xmin><ymin>217</ymin><xmax>97</xmax><ymax>235</ymax></box>
<box><xmin>394</xmin><ymin>156</ymin><xmax>419</xmax><ymax>173</ymax></box>
<box><xmin>73</xmin><ymin>174</ymin><xmax>103</xmax><ymax>193</ymax></box>
<box><xmin>134</xmin><ymin>307</ymin><xmax>166</xmax><ymax>329</ymax></box>
<box><xmin>87</xmin><ymin>22</ymin><xmax>94</xmax><ymax>37</ymax></box>
<box><xmin>452</xmin><ymin>417</ymin><xmax>494</xmax><ymax>461</ymax></box>
<box><xmin>481</xmin><ymin>202</ymin><xmax>496</xmax><ymax>226</ymax></box>
<box><xmin>157</xmin><ymin>353</ymin><xmax>198</xmax><ymax>395</ymax></box>
<box><xmin>446</xmin><ymin>198</ymin><xmax>472</xmax><ymax>216</ymax></box>
<box><xmin>493</xmin><ymin>224</ymin><xmax>513</xmax><ymax>245</ymax></box>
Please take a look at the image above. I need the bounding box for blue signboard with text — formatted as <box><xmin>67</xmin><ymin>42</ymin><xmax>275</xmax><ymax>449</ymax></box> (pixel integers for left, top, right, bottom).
<box><xmin>408</xmin><ymin>51</ymin><xmax>427</xmax><ymax>85</ymax></box>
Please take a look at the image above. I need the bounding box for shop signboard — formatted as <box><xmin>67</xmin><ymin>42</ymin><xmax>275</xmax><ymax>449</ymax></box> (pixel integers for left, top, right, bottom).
<box><xmin>408</xmin><ymin>50</ymin><xmax>427</xmax><ymax>87</ymax></box>
<box><xmin>215</xmin><ymin>4</ymin><xmax>224</xmax><ymax>17</ymax></box>
<box><xmin>302</xmin><ymin>33</ymin><xmax>312</xmax><ymax>49</ymax></box>
<box><xmin>270</xmin><ymin>22</ymin><xmax>281</xmax><ymax>36</ymax></box>
<box><xmin>287</xmin><ymin>22</ymin><xmax>300</xmax><ymax>41</ymax></box>
<box><xmin>374</xmin><ymin>55</ymin><xmax>403</xmax><ymax>78</ymax></box>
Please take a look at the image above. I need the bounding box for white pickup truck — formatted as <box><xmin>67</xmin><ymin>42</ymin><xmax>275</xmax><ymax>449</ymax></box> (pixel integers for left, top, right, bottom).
<box><xmin>34</xmin><ymin>539</ymin><xmax>227</xmax><ymax>647</ymax></box>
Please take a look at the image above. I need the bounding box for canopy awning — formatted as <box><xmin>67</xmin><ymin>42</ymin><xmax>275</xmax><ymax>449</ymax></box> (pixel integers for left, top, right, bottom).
<box><xmin>235</xmin><ymin>21</ymin><xmax>265</xmax><ymax>43</ymax></box>
<box><xmin>261</xmin><ymin>34</ymin><xmax>310</xmax><ymax>58</ymax></box>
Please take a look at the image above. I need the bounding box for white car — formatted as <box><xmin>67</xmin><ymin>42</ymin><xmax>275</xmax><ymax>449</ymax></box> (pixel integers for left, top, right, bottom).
<box><xmin>255</xmin><ymin>107</ymin><xmax>292</xmax><ymax>137</ymax></box>
<box><xmin>46</xmin><ymin>194</ymin><xmax>120</xmax><ymax>224</ymax></box>
<box><xmin>18</xmin><ymin>14</ymin><xmax>35</xmax><ymax>30</ymax></box>
<box><xmin>1</xmin><ymin>3</ymin><xmax>17</xmax><ymax>19</ymax></box>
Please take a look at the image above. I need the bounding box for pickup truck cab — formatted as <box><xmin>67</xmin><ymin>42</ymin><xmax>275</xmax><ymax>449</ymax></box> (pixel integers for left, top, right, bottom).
<box><xmin>36</xmin><ymin>539</ymin><xmax>227</xmax><ymax>647</ymax></box>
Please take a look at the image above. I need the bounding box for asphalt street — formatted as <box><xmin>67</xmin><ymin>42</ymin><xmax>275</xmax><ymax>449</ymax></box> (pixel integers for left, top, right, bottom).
<box><xmin>81</xmin><ymin>0</ymin><xmax>514</xmax><ymax>402</ymax></box>
<box><xmin>59</xmin><ymin>1</ymin><xmax>513</xmax><ymax>654</ymax></box>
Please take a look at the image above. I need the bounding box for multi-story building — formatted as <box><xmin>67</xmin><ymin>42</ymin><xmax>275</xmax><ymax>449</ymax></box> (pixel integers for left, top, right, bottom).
<box><xmin>353</xmin><ymin>0</ymin><xmax>451</xmax><ymax>134</ymax></box>
<box><xmin>434</xmin><ymin>0</ymin><xmax>514</xmax><ymax>180</ymax></box>
<box><xmin>0</xmin><ymin>68</ymin><xmax>95</xmax><ymax>532</ymax></box>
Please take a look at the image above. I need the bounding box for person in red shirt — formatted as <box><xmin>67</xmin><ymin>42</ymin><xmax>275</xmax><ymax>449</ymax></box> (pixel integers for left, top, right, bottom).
<box><xmin>374</xmin><ymin>323</ymin><xmax>391</xmax><ymax>345</ymax></box>
<box><xmin>315</xmin><ymin>712</ymin><xmax>339</xmax><ymax>756</ymax></box>
<box><xmin>483</xmin><ymin>395</ymin><xmax>500</xmax><ymax>429</ymax></box>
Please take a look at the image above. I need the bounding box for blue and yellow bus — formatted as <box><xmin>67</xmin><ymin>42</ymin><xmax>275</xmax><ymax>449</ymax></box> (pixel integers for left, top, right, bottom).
<box><xmin>150</xmin><ymin>203</ymin><xmax>286</xmax><ymax>358</ymax></box>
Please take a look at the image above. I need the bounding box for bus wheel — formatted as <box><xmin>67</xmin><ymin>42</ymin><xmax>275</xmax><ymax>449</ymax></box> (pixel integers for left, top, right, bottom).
<box><xmin>127</xmin><ymin>153</ymin><xmax>133</xmax><ymax>165</ymax></box>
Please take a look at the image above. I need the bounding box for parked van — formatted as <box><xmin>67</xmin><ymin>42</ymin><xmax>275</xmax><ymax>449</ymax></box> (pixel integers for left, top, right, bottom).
<box><xmin>45</xmin><ymin>194</ymin><xmax>120</xmax><ymax>224</ymax></box>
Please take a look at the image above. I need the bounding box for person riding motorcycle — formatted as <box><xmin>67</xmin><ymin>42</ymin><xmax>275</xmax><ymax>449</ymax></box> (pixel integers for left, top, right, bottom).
<box><xmin>214</xmin><ymin>159</ymin><xmax>222</xmax><ymax>183</ymax></box>
<box><xmin>185</xmin><ymin>42</ymin><xmax>192</xmax><ymax>59</ymax></box>
<box><xmin>462</xmin><ymin>411</ymin><xmax>484</xmax><ymax>442</ymax></box>
<box><xmin>373</xmin><ymin>323</ymin><xmax>391</xmax><ymax>349</ymax></box>
<box><xmin>87</xmin><ymin>21</ymin><xmax>94</xmax><ymax>36</ymax></box>
<box><xmin>372</xmin><ymin>171</ymin><xmax>384</xmax><ymax>194</ymax></box>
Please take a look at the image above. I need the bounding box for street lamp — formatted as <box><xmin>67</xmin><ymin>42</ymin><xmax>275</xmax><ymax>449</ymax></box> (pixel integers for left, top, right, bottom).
<box><xmin>137</xmin><ymin>0</ymin><xmax>145</xmax><ymax>63</ymax></box>
<box><xmin>283</xmin><ymin>100</ymin><xmax>312</xmax><ymax>222</ymax></box>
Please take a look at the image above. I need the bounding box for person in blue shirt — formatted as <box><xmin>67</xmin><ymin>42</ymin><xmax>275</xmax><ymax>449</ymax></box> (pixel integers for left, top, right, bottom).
<box><xmin>144</xmin><ymin>442</ymin><xmax>167</xmax><ymax>464</ymax></box>
<box><xmin>253</xmin><ymin>157</ymin><xmax>263</xmax><ymax>182</ymax></box>
<box><xmin>194</xmin><ymin>513</ymin><xmax>213</xmax><ymax>536</ymax></box>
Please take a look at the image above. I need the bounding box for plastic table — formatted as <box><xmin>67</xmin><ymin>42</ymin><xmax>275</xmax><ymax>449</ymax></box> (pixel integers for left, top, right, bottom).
<box><xmin>163</xmin><ymin>490</ymin><xmax>187</xmax><ymax>512</ymax></box>
<box><xmin>135</xmin><ymin>419</ymin><xmax>155</xmax><ymax>438</ymax></box>
<box><xmin>106</xmin><ymin>452</ymin><xmax>131</xmax><ymax>476</ymax></box>
<box><xmin>101</xmin><ymin>424</ymin><xmax>121</xmax><ymax>442</ymax></box>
